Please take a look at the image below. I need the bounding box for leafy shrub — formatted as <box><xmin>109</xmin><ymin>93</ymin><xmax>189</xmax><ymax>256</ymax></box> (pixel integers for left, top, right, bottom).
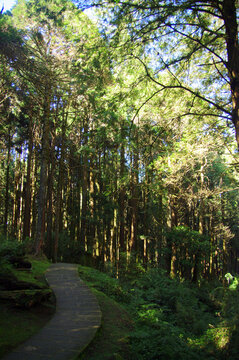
<box><xmin>130</xmin><ymin>323</ymin><xmax>202</xmax><ymax>360</ymax></box>
<box><xmin>0</xmin><ymin>238</ymin><xmax>26</xmax><ymax>265</ymax></box>
<box><xmin>78</xmin><ymin>264</ymin><xmax>239</xmax><ymax>360</ymax></box>
<box><xmin>117</xmin><ymin>252</ymin><xmax>146</xmax><ymax>282</ymax></box>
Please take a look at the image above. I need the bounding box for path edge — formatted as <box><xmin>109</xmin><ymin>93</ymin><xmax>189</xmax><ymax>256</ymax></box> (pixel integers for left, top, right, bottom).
<box><xmin>45</xmin><ymin>263</ymin><xmax>102</xmax><ymax>359</ymax></box>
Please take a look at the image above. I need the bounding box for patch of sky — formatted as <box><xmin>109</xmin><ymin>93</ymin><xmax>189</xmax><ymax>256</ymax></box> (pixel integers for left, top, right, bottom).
<box><xmin>0</xmin><ymin>0</ymin><xmax>17</xmax><ymax>12</ymax></box>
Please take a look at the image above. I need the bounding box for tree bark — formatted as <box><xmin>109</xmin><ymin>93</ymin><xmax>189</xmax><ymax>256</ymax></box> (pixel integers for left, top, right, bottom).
<box><xmin>35</xmin><ymin>87</ymin><xmax>51</xmax><ymax>255</ymax></box>
<box><xmin>54</xmin><ymin>110</ymin><xmax>67</xmax><ymax>263</ymax></box>
<box><xmin>23</xmin><ymin>114</ymin><xmax>33</xmax><ymax>240</ymax></box>
<box><xmin>129</xmin><ymin>147</ymin><xmax>139</xmax><ymax>254</ymax></box>
<box><xmin>4</xmin><ymin>129</ymin><xmax>11</xmax><ymax>237</ymax></box>
<box><xmin>222</xmin><ymin>0</ymin><xmax>239</xmax><ymax>149</ymax></box>
<box><xmin>46</xmin><ymin>142</ymin><xmax>55</xmax><ymax>259</ymax></box>
<box><xmin>119</xmin><ymin>139</ymin><xmax>126</xmax><ymax>253</ymax></box>
<box><xmin>80</xmin><ymin>121</ymin><xmax>89</xmax><ymax>251</ymax></box>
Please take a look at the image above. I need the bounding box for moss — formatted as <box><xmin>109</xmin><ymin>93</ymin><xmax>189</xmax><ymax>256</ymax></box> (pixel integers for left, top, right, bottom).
<box><xmin>0</xmin><ymin>289</ymin><xmax>52</xmax><ymax>308</ymax></box>
<box><xmin>0</xmin><ymin>258</ymin><xmax>54</xmax><ymax>358</ymax></box>
<box><xmin>10</xmin><ymin>256</ymin><xmax>50</xmax><ymax>288</ymax></box>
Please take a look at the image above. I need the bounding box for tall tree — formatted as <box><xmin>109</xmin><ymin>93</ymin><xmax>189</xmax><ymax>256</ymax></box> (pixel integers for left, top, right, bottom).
<box><xmin>88</xmin><ymin>0</ymin><xmax>239</xmax><ymax>149</ymax></box>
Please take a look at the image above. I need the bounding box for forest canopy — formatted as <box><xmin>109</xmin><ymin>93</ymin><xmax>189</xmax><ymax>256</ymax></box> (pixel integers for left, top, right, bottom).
<box><xmin>0</xmin><ymin>0</ymin><xmax>239</xmax><ymax>282</ymax></box>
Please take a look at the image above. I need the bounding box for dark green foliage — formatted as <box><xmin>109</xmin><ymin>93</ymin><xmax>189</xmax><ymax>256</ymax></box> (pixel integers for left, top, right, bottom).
<box><xmin>0</xmin><ymin>11</ymin><xmax>24</xmax><ymax>61</ymax></box>
<box><xmin>165</xmin><ymin>226</ymin><xmax>210</xmax><ymax>281</ymax></box>
<box><xmin>0</xmin><ymin>289</ymin><xmax>52</xmax><ymax>308</ymax></box>
<box><xmin>0</xmin><ymin>237</ymin><xmax>27</xmax><ymax>265</ymax></box>
<box><xmin>79</xmin><ymin>265</ymin><xmax>239</xmax><ymax>360</ymax></box>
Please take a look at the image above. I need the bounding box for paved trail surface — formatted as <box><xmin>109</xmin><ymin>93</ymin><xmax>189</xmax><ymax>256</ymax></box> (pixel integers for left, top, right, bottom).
<box><xmin>3</xmin><ymin>263</ymin><xmax>101</xmax><ymax>360</ymax></box>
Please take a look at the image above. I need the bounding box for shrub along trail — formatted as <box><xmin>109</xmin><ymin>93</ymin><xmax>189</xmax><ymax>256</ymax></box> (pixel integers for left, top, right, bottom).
<box><xmin>2</xmin><ymin>263</ymin><xmax>101</xmax><ymax>360</ymax></box>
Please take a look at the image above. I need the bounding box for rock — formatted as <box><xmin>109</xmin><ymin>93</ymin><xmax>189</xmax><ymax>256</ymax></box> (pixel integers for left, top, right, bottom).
<box><xmin>0</xmin><ymin>289</ymin><xmax>53</xmax><ymax>308</ymax></box>
<box><xmin>0</xmin><ymin>273</ymin><xmax>43</xmax><ymax>291</ymax></box>
<box><xmin>9</xmin><ymin>256</ymin><xmax>32</xmax><ymax>270</ymax></box>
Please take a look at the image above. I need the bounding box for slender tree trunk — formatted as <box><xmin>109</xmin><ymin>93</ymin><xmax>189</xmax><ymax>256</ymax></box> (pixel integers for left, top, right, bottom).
<box><xmin>80</xmin><ymin>153</ymin><xmax>88</xmax><ymax>251</ymax></box>
<box><xmin>193</xmin><ymin>159</ymin><xmax>207</xmax><ymax>282</ymax></box>
<box><xmin>35</xmin><ymin>87</ymin><xmax>51</xmax><ymax>255</ymax></box>
<box><xmin>221</xmin><ymin>192</ymin><xmax>228</xmax><ymax>276</ymax></box>
<box><xmin>31</xmin><ymin>147</ymin><xmax>38</xmax><ymax>241</ymax></box>
<box><xmin>209</xmin><ymin>208</ymin><xmax>216</xmax><ymax>278</ymax></box>
<box><xmin>119</xmin><ymin>140</ymin><xmax>126</xmax><ymax>254</ymax></box>
<box><xmin>76</xmin><ymin>155</ymin><xmax>82</xmax><ymax>244</ymax></box>
<box><xmin>54</xmin><ymin>111</ymin><xmax>67</xmax><ymax>262</ymax></box>
<box><xmin>13</xmin><ymin>155</ymin><xmax>21</xmax><ymax>239</ymax></box>
<box><xmin>80</xmin><ymin>123</ymin><xmax>89</xmax><ymax>253</ymax></box>
<box><xmin>88</xmin><ymin>155</ymin><xmax>95</xmax><ymax>255</ymax></box>
<box><xmin>4</xmin><ymin>129</ymin><xmax>11</xmax><ymax>237</ymax></box>
<box><xmin>129</xmin><ymin>140</ymin><xmax>139</xmax><ymax>255</ymax></box>
<box><xmin>68</xmin><ymin>154</ymin><xmax>76</xmax><ymax>243</ymax></box>
<box><xmin>169</xmin><ymin>195</ymin><xmax>178</xmax><ymax>277</ymax></box>
<box><xmin>158</xmin><ymin>192</ymin><xmax>163</xmax><ymax>265</ymax></box>
<box><xmin>23</xmin><ymin>115</ymin><xmax>33</xmax><ymax>240</ymax></box>
<box><xmin>46</xmin><ymin>142</ymin><xmax>55</xmax><ymax>259</ymax></box>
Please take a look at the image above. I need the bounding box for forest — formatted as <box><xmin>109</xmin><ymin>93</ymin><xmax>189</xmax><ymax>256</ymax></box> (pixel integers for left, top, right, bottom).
<box><xmin>0</xmin><ymin>0</ymin><xmax>239</xmax><ymax>359</ymax></box>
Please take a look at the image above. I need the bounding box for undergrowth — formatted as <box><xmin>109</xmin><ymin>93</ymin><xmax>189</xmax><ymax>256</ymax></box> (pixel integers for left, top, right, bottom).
<box><xmin>78</xmin><ymin>264</ymin><xmax>239</xmax><ymax>360</ymax></box>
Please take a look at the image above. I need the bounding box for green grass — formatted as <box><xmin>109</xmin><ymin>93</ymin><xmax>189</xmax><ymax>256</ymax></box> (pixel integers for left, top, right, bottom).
<box><xmin>0</xmin><ymin>257</ymin><xmax>55</xmax><ymax>358</ymax></box>
<box><xmin>11</xmin><ymin>256</ymin><xmax>51</xmax><ymax>288</ymax></box>
<box><xmin>78</xmin><ymin>267</ymin><xmax>134</xmax><ymax>360</ymax></box>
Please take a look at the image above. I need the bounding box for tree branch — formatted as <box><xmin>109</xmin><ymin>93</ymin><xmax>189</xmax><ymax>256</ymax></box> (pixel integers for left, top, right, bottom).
<box><xmin>131</xmin><ymin>54</ymin><xmax>231</xmax><ymax>117</ymax></box>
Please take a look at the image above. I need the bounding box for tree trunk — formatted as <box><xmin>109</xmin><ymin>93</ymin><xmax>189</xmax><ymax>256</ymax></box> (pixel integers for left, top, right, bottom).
<box><xmin>12</xmin><ymin>154</ymin><xmax>22</xmax><ymax>239</ymax></box>
<box><xmin>54</xmin><ymin>111</ymin><xmax>67</xmax><ymax>263</ymax></box>
<box><xmin>4</xmin><ymin>129</ymin><xmax>11</xmax><ymax>237</ymax></box>
<box><xmin>88</xmin><ymin>155</ymin><xmax>95</xmax><ymax>255</ymax></box>
<box><xmin>129</xmin><ymin>138</ymin><xmax>139</xmax><ymax>254</ymax></box>
<box><xmin>23</xmin><ymin>115</ymin><xmax>33</xmax><ymax>240</ymax></box>
<box><xmin>35</xmin><ymin>88</ymin><xmax>51</xmax><ymax>255</ymax></box>
<box><xmin>119</xmin><ymin>139</ymin><xmax>126</xmax><ymax>254</ymax></box>
<box><xmin>46</xmin><ymin>142</ymin><xmax>55</xmax><ymax>259</ymax></box>
<box><xmin>222</xmin><ymin>0</ymin><xmax>239</xmax><ymax>149</ymax></box>
<box><xmin>31</xmin><ymin>147</ymin><xmax>38</xmax><ymax>242</ymax></box>
<box><xmin>80</xmin><ymin>121</ymin><xmax>89</xmax><ymax>251</ymax></box>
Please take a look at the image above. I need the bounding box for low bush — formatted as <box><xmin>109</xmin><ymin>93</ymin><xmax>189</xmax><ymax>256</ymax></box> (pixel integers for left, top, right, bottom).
<box><xmin>78</xmin><ymin>265</ymin><xmax>239</xmax><ymax>360</ymax></box>
<box><xmin>0</xmin><ymin>238</ymin><xmax>26</xmax><ymax>264</ymax></box>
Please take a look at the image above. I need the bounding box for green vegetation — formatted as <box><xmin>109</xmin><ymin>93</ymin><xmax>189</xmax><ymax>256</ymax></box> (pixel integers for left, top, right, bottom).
<box><xmin>78</xmin><ymin>265</ymin><xmax>239</xmax><ymax>360</ymax></box>
<box><xmin>1</xmin><ymin>0</ymin><xmax>239</xmax><ymax>282</ymax></box>
<box><xmin>0</xmin><ymin>239</ymin><xmax>54</xmax><ymax>358</ymax></box>
<box><xmin>0</xmin><ymin>0</ymin><xmax>239</xmax><ymax>358</ymax></box>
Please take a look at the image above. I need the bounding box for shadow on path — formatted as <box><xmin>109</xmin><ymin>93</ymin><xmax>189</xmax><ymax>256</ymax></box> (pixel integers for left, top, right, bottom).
<box><xmin>3</xmin><ymin>263</ymin><xmax>101</xmax><ymax>360</ymax></box>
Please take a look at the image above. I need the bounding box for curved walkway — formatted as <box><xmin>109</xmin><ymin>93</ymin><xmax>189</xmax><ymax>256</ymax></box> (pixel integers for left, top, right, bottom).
<box><xmin>3</xmin><ymin>263</ymin><xmax>102</xmax><ymax>360</ymax></box>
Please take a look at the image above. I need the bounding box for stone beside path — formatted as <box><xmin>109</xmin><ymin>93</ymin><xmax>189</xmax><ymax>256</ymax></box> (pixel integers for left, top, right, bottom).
<box><xmin>3</xmin><ymin>263</ymin><xmax>102</xmax><ymax>360</ymax></box>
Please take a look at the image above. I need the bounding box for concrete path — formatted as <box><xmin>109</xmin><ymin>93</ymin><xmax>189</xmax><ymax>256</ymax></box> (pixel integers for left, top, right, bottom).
<box><xmin>3</xmin><ymin>263</ymin><xmax>101</xmax><ymax>360</ymax></box>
